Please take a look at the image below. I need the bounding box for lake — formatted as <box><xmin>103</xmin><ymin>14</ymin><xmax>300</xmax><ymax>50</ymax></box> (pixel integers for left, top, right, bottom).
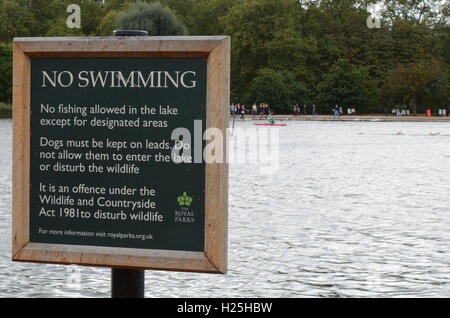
<box><xmin>0</xmin><ymin>118</ymin><xmax>449</xmax><ymax>297</ymax></box>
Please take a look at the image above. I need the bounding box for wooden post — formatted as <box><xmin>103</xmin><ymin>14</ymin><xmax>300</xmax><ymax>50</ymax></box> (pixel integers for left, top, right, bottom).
<box><xmin>111</xmin><ymin>268</ymin><xmax>145</xmax><ymax>298</ymax></box>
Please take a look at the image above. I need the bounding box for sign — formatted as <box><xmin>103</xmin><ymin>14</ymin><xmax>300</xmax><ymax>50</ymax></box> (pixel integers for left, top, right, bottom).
<box><xmin>13</xmin><ymin>37</ymin><xmax>229</xmax><ymax>273</ymax></box>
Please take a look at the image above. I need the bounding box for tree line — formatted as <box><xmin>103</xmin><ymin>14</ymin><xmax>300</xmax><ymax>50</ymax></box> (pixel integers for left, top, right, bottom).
<box><xmin>0</xmin><ymin>0</ymin><xmax>448</xmax><ymax>114</ymax></box>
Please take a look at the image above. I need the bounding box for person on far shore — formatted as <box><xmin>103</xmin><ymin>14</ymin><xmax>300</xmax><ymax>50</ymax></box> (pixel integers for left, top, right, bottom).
<box><xmin>260</xmin><ymin>103</ymin><xmax>265</xmax><ymax>119</ymax></box>
<box><xmin>252</xmin><ymin>103</ymin><xmax>257</xmax><ymax>119</ymax></box>
<box><xmin>312</xmin><ymin>104</ymin><xmax>317</xmax><ymax>116</ymax></box>
<box><xmin>334</xmin><ymin>105</ymin><xmax>339</xmax><ymax>118</ymax></box>
<box><xmin>303</xmin><ymin>104</ymin><xmax>307</xmax><ymax>116</ymax></box>
<box><xmin>267</xmin><ymin>113</ymin><xmax>275</xmax><ymax>125</ymax></box>
<box><xmin>264</xmin><ymin>103</ymin><xmax>270</xmax><ymax>117</ymax></box>
<box><xmin>339</xmin><ymin>106</ymin><xmax>343</xmax><ymax>118</ymax></box>
<box><xmin>230</xmin><ymin>103</ymin><xmax>236</xmax><ymax>118</ymax></box>
<box><xmin>241</xmin><ymin>105</ymin><xmax>245</xmax><ymax>119</ymax></box>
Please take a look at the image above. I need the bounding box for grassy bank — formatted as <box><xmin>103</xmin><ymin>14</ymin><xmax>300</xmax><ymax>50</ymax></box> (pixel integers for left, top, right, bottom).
<box><xmin>0</xmin><ymin>103</ymin><xmax>12</xmax><ymax>118</ymax></box>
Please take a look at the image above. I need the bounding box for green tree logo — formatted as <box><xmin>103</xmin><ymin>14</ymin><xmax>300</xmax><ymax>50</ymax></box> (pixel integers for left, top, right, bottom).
<box><xmin>177</xmin><ymin>192</ymin><xmax>192</xmax><ymax>207</ymax></box>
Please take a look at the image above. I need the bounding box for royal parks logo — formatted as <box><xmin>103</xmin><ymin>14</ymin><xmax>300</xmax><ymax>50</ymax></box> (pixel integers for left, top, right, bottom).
<box><xmin>177</xmin><ymin>192</ymin><xmax>192</xmax><ymax>207</ymax></box>
<box><xmin>175</xmin><ymin>192</ymin><xmax>195</xmax><ymax>223</ymax></box>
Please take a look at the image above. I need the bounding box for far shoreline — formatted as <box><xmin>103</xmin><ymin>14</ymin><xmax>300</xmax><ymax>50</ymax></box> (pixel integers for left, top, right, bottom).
<box><xmin>232</xmin><ymin>114</ymin><xmax>450</xmax><ymax>122</ymax></box>
<box><xmin>1</xmin><ymin>112</ymin><xmax>449</xmax><ymax>122</ymax></box>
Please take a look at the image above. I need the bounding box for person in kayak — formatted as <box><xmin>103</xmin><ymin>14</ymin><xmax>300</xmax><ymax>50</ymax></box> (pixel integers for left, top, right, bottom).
<box><xmin>267</xmin><ymin>113</ymin><xmax>275</xmax><ymax>125</ymax></box>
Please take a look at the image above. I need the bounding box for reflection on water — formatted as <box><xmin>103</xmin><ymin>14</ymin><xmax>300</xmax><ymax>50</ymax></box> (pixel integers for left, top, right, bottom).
<box><xmin>0</xmin><ymin>119</ymin><xmax>449</xmax><ymax>297</ymax></box>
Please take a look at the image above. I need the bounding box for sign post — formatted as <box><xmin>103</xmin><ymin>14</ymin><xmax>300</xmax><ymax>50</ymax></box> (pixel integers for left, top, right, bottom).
<box><xmin>12</xmin><ymin>36</ymin><xmax>230</xmax><ymax>295</ymax></box>
<box><xmin>111</xmin><ymin>268</ymin><xmax>145</xmax><ymax>298</ymax></box>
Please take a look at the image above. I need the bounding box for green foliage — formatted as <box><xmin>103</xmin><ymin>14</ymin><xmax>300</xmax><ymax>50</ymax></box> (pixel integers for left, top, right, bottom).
<box><xmin>160</xmin><ymin>0</ymin><xmax>235</xmax><ymax>36</ymax></box>
<box><xmin>317</xmin><ymin>59</ymin><xmax>370</xmax><ymax>112</ymax></box>
<box><xmin>117</xmin><ymin>1</ymin><xmax>187</xmax><ymax>36</ymax></box>
<box><xmin>45</xmin><ymin>17</ymin><xmax>84</xmax><ymax>37</ymax></box>
<box><xmin>382</xmin><ymin>61</ymin><xmax>448</xmax><ymax>115</ymax></box>
<box><xmin>0</xmin><ymin>43</ymin><xmax>12</xmax><ymax>103</ymax></box>
<box><xmin>244</xmin><ymin>69</ymin><xmax>309</xmax><ymax>112</ymax></box>
<box><xmin>286</xmin><ymin>79</ymin><xmax>311</xmax><ymax>109</ymax></box>
<box><xmin>105</xmin><ymin>0</ymin><xmax>133</xmax><ymax>12</ymax></box>
<box><xmin>96</xmin><ymin>10</ymin><xmax>121</xmax><ymax>36</ymax></box>
<box><xmin>382</xmin><ymin>0</ymin><xmax>448</xmax><ymax>25</ymax></box>
<box><xmin>0</xmin><ymin>0</ymin><xmax>36</xmax><ymax>41</ymax></box>
<box><xmin>220</xmin><ymin>0</ymin><xmax>309</xmax><ymax>100</ymax></box>
<box><xmin>244</xmin><ymin>69</ymin><xmax>286</xmax><ymax>111</ymax></box>
<box><xmin>0</xmin><ymin>0</ymin><xmax>448</xmax><ymax>112</ymax></box>
<box><xmin>78</xmin><ymin>1</ymin><xmax>104</xmax><ymax>36</ymax></box>
<box><xmin>434</xmin><ymin>24</ymin><xmax>450</xmax><ymax>72</ymax></box>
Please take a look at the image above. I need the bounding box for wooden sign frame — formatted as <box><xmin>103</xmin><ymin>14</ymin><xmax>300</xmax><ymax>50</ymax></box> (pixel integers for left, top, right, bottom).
<box><xmin>12</xmin><ymin>36</ymin><xmax>229</xmax><ymax>273</ymax></box>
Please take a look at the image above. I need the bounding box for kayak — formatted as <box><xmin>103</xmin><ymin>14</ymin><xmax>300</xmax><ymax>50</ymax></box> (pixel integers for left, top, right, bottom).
<box><xmin>254</xmin><ymin>123</ymin><xmax>287</xmax><ymax>126</ymax></box>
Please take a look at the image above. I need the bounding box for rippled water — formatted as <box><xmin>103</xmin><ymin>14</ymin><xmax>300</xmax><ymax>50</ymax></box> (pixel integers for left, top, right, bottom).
<box><xmin>0</xmin><ymin>118</ymin><xmax>449</xmax><ymax>297</ymax></box>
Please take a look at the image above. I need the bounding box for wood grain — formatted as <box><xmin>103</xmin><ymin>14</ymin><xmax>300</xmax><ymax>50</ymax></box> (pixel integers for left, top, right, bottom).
<box><xmin>14</xmin><ymin>36</ymin><xmax>227</xmax><ymax>57</ymax></box>
<box><xmin>204</xmin><ymin>37</ymin><xmax>230</xmax><ymax>274</ymax></box>
<box><xmin>12</xmin><ymin>43</ymin><xmax>31</xmax><ymax>260</ymax></box>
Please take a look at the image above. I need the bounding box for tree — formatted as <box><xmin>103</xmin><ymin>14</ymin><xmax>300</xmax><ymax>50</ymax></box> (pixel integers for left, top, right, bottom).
<box><xmin>244</xmin><ymin>69</ymin><xmax>286</xmax><ymax>111</ymax></box>
<box><xmin>434</xmin><ymin>23</ymin><xmax>450</xmax><ymax>73</ymax></box>
<box><xmin>116</xmin><ymin>1</ymin><xmax>187</xmax><ymax>36</ymax></box>
<box><xmin>244</xmin><ymin>68</ymin><xmax>309</xmax><ymax>112</ymax></box>
<box><xmin>390</xmin><ymin>19</ymin><xmax>438</xmax><ymax>66</ymax></box>
<box><xmin>45</xmin><ymin>16</ymin><xmax>84</xmax><ymax>37</ymax></box>
<box><xmin>284</xmin><ymin>72</ymin><xmax>311</xmax><ymax>108</ymax></box>
<box><xmin>382</xmin><ymin>0</ymin><xmax>449</xmax><ymax>26</ymax></box>
<box><xmin>0</xmin><ymin>43</ymin><xmax>12</xmax><ymax>103</ymax></box>
<box><xmin>382</xmin><ymin>61</ymin><xmax>448</xmax><ymax>115</ymax></box>
<box><xmin>79</xmin><ymin>0</ymin><xmax>104</xmax><ymax>35</ymax></box>
<box><xmin>160</xmin><ymin>0</ymin><xmax>235</xmax><ymax>35</ymax></box>
<box><xmin>0</xmin><ymin>1</ymin><xmax>36</xmax><ymax>42</ymax></box>
<box><xmin>0</xmin><ymin>0</ymin><xmax>447</xmax><ymax>113</ymax></box>
<box><xmin>220</xmin><ymin>0</ymin><xmax>312</xmax><ymax>101</ymax></box>
<box><xmin>104</xmin><ymin>0</ymin><xmax>132</xmax><ymax>12</ymax></box>
<box><xmin>96</xmin><ymin>10</ymin><xmax>121</xmax><ymax>36</ymax></box>
<box><xmin>317</xmin><ymin>59</ymin><xmax>370</xmax><ymax>112</ymax></box>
